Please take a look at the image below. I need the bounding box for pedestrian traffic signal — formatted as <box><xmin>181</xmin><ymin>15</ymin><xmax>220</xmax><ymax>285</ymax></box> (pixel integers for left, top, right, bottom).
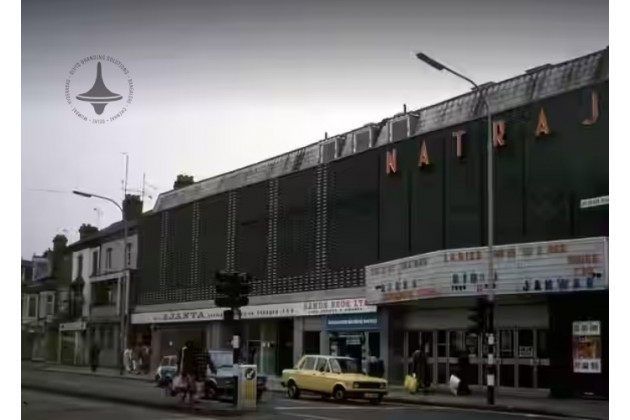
<box><xmin>467</xmin><ymin>297</ymin><xmax>489</xmax><ymax>334</ymax></box>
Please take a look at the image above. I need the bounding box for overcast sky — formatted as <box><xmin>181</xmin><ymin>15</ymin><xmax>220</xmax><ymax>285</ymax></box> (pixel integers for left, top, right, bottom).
<box><xmin>21</xmin><ymin>0</ymin><xmax>608</xmax><ymax>258</ymax></box>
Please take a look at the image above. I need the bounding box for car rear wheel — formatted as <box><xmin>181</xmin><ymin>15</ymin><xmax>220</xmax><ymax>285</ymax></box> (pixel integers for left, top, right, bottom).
<box><xmin>287</xmin><ymin>381</ymin><xmax>300</xmax><ymax>399</ymax></box>
<box><xmin>332</xmin><ymin>386</ymin><xmax>346</xmax><ymax>402</ymax></box>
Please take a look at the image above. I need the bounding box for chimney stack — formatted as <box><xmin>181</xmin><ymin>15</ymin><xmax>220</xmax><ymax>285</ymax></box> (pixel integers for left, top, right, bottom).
<box><xmin>173</xmin><ymin>174</ymin><xmax>194</xmax><ymax>190</ymax></box>
<box><xmin>123</xmin><ymin>194</ymin><xmax>144</xmax><ymax>221</ymax></box>
<box><xmin>78</xmin><ymin>224</ymin><xmax>99</xmax><ymax>240</ymax></box>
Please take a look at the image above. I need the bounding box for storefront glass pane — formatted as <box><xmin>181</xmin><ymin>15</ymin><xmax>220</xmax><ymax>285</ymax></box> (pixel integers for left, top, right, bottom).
<box><xmin>499</xmin><ymin>330</ymin><xmax>514</xmax><ymax>358</ymax></box>
<box><xmin>303</xmin><ymin>331</ymin><xmax>320</xmax><ymax>355</ymax></box>
<box><xmin>368</xmin><ymin>332</ymin><xmax>380</xmax><ymax>358</ymax></box>
<box><xmin>437</xmin><ymin>330</ymin><xmax>447</xmax><ymax>357</ymax></box>
<box><xmin>537</xmin><ymin>330</ymin><xmax>549</xmax><ymax>359</ymax></box>
<box><xmin>449</xmin><ymin>331</ymin><xmax>464</xmax><ymax>357</ymax></box>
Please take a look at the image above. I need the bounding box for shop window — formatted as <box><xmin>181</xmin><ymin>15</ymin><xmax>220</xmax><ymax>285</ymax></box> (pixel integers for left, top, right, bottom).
<box><xmin>449</xmin><ymin>331</ymin><xmax>464</xmax><ymax>357</ymax></box>
<box><xmin>368</xmin><ymin>332</ymin><xmax>380</xmax><ymax>358</ymax></box>
<box><xmin>499</xmin><ymin>330</ymin><xmax>514</xmax><ymax>358</ymax></box>
<box><xmin>518</xmin><ymin>329</ymin><xmax>534</xmax><ymax>359</ymax></box>
<box><xmin>437</xmin><ymin>330</ymin><xmax>447</xmax><ymax>357</ymax></box>
<box><xmin>464</xmin><ymin>332</ymin><xmax>478</xmax><ymax>357</ymax></box>
<box><xmin>537</xmin><ymin>329</ymin><xmax>549</xmax><ymax>359</ymax></box>
<box><xmin>303</xmin><ymin>331</ymin><xmax>320</xmax><ymax>355</ymax></box>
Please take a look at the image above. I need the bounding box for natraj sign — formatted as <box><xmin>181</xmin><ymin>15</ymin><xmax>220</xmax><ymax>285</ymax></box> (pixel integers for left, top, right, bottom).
<box><xmin>365</xmin><ymin>237</ymin><xmax>608</xmax><ymax>305</ymax></box>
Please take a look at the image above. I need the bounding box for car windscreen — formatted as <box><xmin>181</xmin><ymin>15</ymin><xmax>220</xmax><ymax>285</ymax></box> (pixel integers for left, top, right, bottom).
<box><xmin>210</xmin><ymin>352</ymin><xmax>233</xmax><ymax>368</ymax></box>
<box><xmin>330</xmin><ymin>358</ymin><xmax>361</xmax><ymax>374</ymax></box>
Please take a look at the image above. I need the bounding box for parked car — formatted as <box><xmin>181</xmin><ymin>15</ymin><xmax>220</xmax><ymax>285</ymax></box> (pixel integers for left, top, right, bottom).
<box><xmin>204</xmin><ymin>350</ymin><xmax>267</xmax><ymax>401</ymax></box>
<box><xmin>281</xmin><ymin>355</ymin><xmax>388</xmax><ymax>404</ymax></box>
<box><xmin>155</xmin><ymin>355</ymin><xmax>178</xmax><ymax>385</ymax></box>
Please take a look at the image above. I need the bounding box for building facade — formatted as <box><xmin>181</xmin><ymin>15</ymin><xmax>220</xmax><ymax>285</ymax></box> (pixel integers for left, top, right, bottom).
<box><xmin>133</xmin><ymin>48</ymin><xmax>608</xmax><ymax>396</ymax></box>
<box><xmin>21</xmin><ymin>236</ymin><xmax>73</xmax><ymax>362</ymax></box>
<box><xmin>61</xmin><ymin>195</ymin><xmax>142</xmax><ymax>368</ymax></box>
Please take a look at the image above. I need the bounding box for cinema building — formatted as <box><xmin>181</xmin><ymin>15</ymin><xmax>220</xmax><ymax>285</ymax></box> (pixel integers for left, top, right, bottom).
<box><xmin>133</xmin><ymin>48</ymin><xmax>608</xmax><ymax>398</ymax></box>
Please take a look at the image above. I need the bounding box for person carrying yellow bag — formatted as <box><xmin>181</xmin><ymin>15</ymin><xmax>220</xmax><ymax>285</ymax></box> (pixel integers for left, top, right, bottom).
<box><xmin>404</xmin><ymin>373</ymin><xmax>418</xmax><ymax>394</ymax></box>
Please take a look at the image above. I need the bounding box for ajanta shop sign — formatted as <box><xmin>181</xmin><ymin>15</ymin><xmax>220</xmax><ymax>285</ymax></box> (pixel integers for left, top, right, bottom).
<box><xmin>365</xmin><ymin>236</ymin><xmax>608</xmax><ymax>305</ymax></box>
<box><xmin>131</xmin><ymin>298</ymin><xmax>376</xmax><ymax>325</ymax></box>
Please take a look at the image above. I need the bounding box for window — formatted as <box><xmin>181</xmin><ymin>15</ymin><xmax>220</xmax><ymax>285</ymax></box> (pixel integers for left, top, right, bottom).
<box><xmin>76</xmin><ymin>255</ymin><xmax>83</xmax><ymax>278</ymax></box>
<box><xmin>315</xmin><ymin>358</ymin><xmax>328</xmax><ymax>373</ymax></box>
<box><xmin>46</xmin><ymin>293</ymin><xmax>55</xmax><ymax>316</ymax></box>
<box><xmin>92</xmin><ymin>251</ymin><xmax>98</xmax><ymax>276</ymax></box>
<box><xmin>92</xmin><ymin>280</ymin><xmax>117</xmax><ymax>306</ymax></box>
<box><xmin>301</xmin><ymin>357</ymin><xmax>316</xmax><ymax>371</ymax></box>
<box><xmin>330</xmin><ymin>358</ymin><xmax>361</xmax><ymax>374</ymax></box>
<box><xmin>27</xmin><ymin>295</ymin><xmax>37</xmax><ymax>317</ymax></box>
<box><xmin>125</xmin><ymin>243</ymin><xmax>132</xmax><ymax>267</ymax></box>
<box><xmin>105</xmin><ymin>248</ymin><xmax>113</xmax><ymax>270</ymax></box>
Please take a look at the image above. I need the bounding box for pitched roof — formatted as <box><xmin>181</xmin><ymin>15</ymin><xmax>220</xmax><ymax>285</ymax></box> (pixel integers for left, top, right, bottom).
<box><xmin>152</xmin><ymin>47</ymin><xmax>609</xmax><ymax>212</ymax></box>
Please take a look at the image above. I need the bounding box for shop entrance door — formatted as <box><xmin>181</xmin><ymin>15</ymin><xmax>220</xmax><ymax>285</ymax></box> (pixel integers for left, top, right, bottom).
<box><xmin>406</xmin><ymin>331</ymin><xmax>433</xmax><ymax>385</ymax></box>
<box><xmin>494</xmin><ymin>328</ymin><xmax>551</xmax><ymax>389</ymax></box>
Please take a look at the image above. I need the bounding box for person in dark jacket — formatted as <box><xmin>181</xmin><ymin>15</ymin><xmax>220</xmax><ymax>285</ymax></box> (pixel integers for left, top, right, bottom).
<box><xmin>455</xmin><ymin>347</ymin><xmax>471</xmax><ymax>395</ymax></box>
<box><xmin>412</xmin><ymin>341</ymin><xmax>432</xmax><ymax>393</ymax></box>
<box><xmin>177</xmin><ymin>341</ymin><xmax>207</xmax><ymax>403</ymax></box>
<box><xmin>89</xmin><ymin>342</ymin><xmax>101</xmax><ymax>372</ymax></box>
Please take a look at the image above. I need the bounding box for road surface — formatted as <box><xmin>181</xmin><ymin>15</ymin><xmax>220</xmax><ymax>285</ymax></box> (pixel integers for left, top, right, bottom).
<box><xmin>22</xmin><ymin>367</ymin><xmax>592</xmax><ymax>420</ymax></box>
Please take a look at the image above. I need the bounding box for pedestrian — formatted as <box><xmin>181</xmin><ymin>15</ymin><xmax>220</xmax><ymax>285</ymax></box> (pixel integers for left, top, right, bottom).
<box><xmin>177</xmin><ymin>341</ymin><xmax>206</xmax><ymax>403</ymax></box>
<box><xmin>90</xmin><ymin>341</ymin><xmax>101</xmax><ymax>373</ymax></box>
<box><xmin>456</xmin><ymin>346</ymin><xmax>471</xmax><ymax>395</ymax></box>
<box><xmin>411</xmin><ymin>342</ymin><xmax>430</xmax><ymax>393</ymax></box>
<box><xmin>123</xmin><ymin>347</ymin><xmax>132</xmax><ymax>373</ymax></box>
<box><xmin>248</xmin><ymin>346</ymin><xmax>257</xmax><ymax>365</ymax></box>
<box><xmin>143</xmin><ymin>345</ymin><xmax>152</xmax><ymax>374</ymax></box>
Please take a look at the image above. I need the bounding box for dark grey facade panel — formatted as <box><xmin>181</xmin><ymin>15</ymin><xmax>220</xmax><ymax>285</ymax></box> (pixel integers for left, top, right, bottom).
<box><xmin>153</xmin><ymin>49</ymin><xmax>608</xmax><ymax>212</ymax></box>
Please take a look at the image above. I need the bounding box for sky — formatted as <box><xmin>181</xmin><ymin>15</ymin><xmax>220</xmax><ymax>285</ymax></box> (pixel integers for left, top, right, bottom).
<box><xmin>21</xmin><ymin>0</ymin><xmax>608</xmax><ymax>258</ymax></box>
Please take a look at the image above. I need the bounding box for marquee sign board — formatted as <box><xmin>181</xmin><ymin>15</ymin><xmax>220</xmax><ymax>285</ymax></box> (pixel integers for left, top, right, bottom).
<box><xmin>365</xmin><ymin>237</ymin><xmax>608</xmax><ymax>305</ymax></box>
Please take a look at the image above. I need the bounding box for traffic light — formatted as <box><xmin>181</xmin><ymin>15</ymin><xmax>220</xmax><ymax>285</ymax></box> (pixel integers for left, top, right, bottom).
<box><xmin>467</xmin><ymin>297</ymin><xmax>488</xmax><ymax>334</ymax></box>
<box><xmin>214</xmin><ymin>270</ymin><xmax>235</xmax><ymax>309</ymax></box>
<box><xmin>214</xmin><ymin>270</ymin><xmax>251</xmax><ymax>310</ymax></box>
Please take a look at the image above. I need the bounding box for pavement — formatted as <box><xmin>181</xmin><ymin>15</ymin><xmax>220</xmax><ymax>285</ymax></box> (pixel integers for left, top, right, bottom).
<box><xmin>22</xmin><ymin>362</ymin><xmax>608</xmax><ymax>420</ymax></box>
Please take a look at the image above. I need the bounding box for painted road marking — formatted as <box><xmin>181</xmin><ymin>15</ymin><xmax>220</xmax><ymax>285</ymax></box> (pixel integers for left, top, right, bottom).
<box><xmin>283</xmin><ymin>413</ymin><xmax>346</xmax><ymax>420</ymax></box>
<box><xmin>275</xmin><ymin>405</ymin><xmax>405</xmax><ymax>410</ymax></box>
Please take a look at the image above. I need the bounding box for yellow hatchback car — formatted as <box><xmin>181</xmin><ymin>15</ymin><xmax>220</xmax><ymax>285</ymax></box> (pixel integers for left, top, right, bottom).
<box><xmin>281</xmin><ymin>355</ymin><xmax>388</xmax><ymax>404</ymax></box>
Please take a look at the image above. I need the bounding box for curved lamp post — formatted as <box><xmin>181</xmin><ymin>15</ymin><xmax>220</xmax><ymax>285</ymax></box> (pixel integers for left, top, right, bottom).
<box><xmin>415</xmin><ymin>53</ymin><xmax>496</xmax><ymax>405</ymax></box>
<box><xmin>73</xmin><ymin>190</ymin><xmax>129</xmax><ymax>375</ymax></box>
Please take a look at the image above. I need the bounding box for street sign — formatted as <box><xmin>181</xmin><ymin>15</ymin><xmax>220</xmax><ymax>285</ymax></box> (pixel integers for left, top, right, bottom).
<box><xmin>580</xmin><ymin>195</ymin><xmax>608</xmax><ymax>209</ymax></box>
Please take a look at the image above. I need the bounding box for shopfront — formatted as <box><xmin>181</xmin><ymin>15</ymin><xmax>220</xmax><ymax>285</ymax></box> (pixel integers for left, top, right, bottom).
<box><xmin>132</xmin><ymin>297</ymin><xmax>378</xmax><ymax>376</ymax></box>
<box><xmin>366</xmin><ymin>237</ymin><xmax>609</xmax><ymax>396</ymax></box>
<box><xmin>58</xmin><ymin>321</ymin><xmax>87</xmax><ymax>365</ymax></box>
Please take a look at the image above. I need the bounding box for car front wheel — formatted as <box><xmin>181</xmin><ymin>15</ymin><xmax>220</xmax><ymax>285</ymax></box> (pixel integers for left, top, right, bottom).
<box><xmin>332</xmin><ymin>386</ymin><xmax>346</xmax><ymax>402</ymax></box>
<box><xmin>287</xmin><ymin>381</ymin><xmax>301</xmax><ymax>399</ymax></box>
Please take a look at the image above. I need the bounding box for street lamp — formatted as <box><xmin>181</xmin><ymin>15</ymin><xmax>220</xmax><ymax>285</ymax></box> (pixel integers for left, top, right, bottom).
<box><xmin>415</xmin><ymin>52</ymin><xmax>496</xmax><ymax>405</ymax></box>
<box><xmin>73</xmin><ymin>190</ymin><xmax>129</xmax><ymax>375</ymax></box>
